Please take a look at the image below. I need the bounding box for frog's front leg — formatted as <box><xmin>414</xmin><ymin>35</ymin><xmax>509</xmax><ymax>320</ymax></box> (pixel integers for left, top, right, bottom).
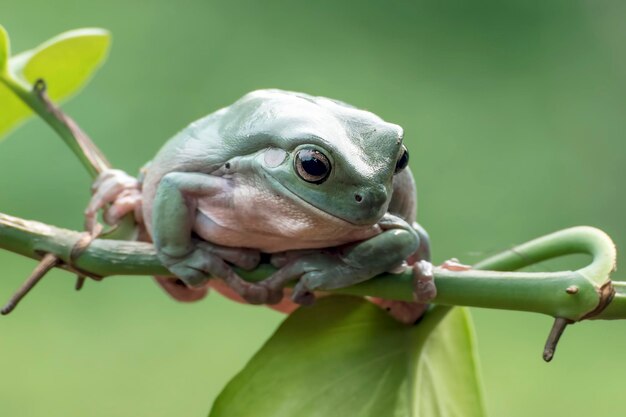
<box><xmin>264</xmin><ymin>214</ymin><xmax>428</xmax><ymax>305</ymax></box>
<box><xmin>152</xmin><ymin>172</ymin><xmax>281</xmax><ymax>304</ymax></box>
<box><xmin>367</xmin><ymin>222</ymin><xmax>436</xmax><ymax>323</ymax></box>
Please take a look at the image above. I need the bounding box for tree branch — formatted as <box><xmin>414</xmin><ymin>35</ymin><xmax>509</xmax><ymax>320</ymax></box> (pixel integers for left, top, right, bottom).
<box><xmin>1</xmin><ymin>212</ymin><xmax>620</xmax><ymax>322</ymax></box>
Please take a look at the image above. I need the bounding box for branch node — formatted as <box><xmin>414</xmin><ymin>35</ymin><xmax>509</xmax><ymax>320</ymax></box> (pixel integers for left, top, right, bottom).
<box><xmin>581</xmin><ymin>281</ymin><xmax>615</xmax><ymax>320</ymax></box>
<box><xmin>33</xmin><ymin>78</ymin><xmax>47</xmax><ymax>94</ymax></box>
<box><xmin>70</xmin><ymin>231</ymin><xmax>99</xmax><ymax>291</ymax></box>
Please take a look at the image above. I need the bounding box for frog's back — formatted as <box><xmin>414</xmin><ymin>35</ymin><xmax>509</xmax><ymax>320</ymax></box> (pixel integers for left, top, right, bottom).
<box><xmin>141</xmin><ymin>108</ymin><xmax>227</xmax><ymax>208</ymax></box>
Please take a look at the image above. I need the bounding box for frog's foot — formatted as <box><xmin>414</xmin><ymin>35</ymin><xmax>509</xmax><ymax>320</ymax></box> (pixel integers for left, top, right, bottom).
<box><xmin>368</xmin><ymin>298</ymin><xmax>430</xmax><ymax>324</ymax></box>
<box><xmin>365</xmin><ymin>259</ymin><xmax>435</xmax><ymax>324</ymax></box>
<box><xmin>264</xmin><ymin>249</ymin><xmax>384</xmax><ymax>306</ymax></box>
<box><xmin>411</xmin><ymin>258</ymin><xmax>471</xmax><ymax>303</ymax></box>
<box><xmin>261</xmin><ymin>252</ymin><xmax>336</xmax><ymax>306</ymax></box>
<box><xmin>413</xmin><ymin>260</ymin><xmax>437</xmax><ymax>303</ymax></box>
<box><xmin>440</xmin><ymin>258</ymin><xmax>471</xmax><ymax>272</ymax></box>
<box><xmin>85</xmin><ymin>169</ymin><xmax>143</xmax><ymax>235</ymax></box>
<box><xmin>160</xmin><ymin>242</ymin><xmax>282</xmax><ymax>305</ymax></box>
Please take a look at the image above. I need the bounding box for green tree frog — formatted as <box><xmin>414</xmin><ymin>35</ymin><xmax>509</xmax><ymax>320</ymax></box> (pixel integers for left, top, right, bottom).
<box><xmin>85</xmin><ymin>90</ymin><xmax>434</xmax><ymax>319</ymax></box>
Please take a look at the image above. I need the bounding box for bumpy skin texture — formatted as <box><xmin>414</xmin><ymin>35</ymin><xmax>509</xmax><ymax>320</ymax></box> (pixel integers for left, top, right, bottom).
<box><xmin>92</xmin><ymin>90</ymin><xmax>432</xmax><ymax>314</ymax></box>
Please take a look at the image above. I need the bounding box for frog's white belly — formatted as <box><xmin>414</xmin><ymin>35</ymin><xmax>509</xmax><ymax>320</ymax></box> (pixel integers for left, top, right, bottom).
<box><xmin>193</xmin><ymin>177</ymin><xmax>381</xmax><ymax>253</ymax></box>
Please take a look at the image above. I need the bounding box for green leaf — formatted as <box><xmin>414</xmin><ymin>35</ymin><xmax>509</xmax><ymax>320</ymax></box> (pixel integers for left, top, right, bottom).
<box><xmin>210</xmin><ymin>297</ymin><xmax>486</xmax><ymax>417</ymax></box>
<box><xmin>0</xmin><ymin>25</ymin><xmax>9</xmax><ymax>73</ymax></box>
<box><xmin>0</xmin><ymin>28</ymin><xmax>110</xmax><ymax>139</ymax></box>
<box><xmin>0</xmin><ymin>81</ymin><xmax>30</xmax><ymax>139</ymax></box>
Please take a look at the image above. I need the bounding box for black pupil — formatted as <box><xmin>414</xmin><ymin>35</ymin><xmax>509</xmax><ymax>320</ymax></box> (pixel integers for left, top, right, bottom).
<box><xmin>301</xmin><ymin>151</ymin><xmax>328</xmax><ymax>177</ymax></box>
<box><xmin>395</xmin><ymin>149</ymin><xmax>409</xmax><ymax>173</ymax></box>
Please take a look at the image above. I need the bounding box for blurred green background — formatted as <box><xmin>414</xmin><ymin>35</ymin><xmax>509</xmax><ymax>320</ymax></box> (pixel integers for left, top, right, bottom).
<box><xmin>1</xmin><ymin>0</ymin><xmax>625</xmax><ymax>416</ymax></box>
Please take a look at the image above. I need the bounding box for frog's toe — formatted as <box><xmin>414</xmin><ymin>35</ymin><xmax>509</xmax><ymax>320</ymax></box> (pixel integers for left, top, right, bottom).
<box><xmin>369</xmin><ymin>298</ymin><xmax>429</xmax><ymax>324</ymax></box>
<box><xmin>160</xmin><ymin>248</ymin><xmax>215</xmax><ymax>287</ymax></box>
<box><xmin>440</xmin><ymin>258</ymin><xmax>471</xmax><ymax>271</ymax></box>
<box><xmin>291</xmin><ymin>273</ymin><xmax>323</xmax><ymax>306</ymax></box>
<box><xmin>154</xmin><ymin>276</ymin><xmax>209</xmax><ymax>302</ymax></box>
<box><xmin>85</xmin><ymin>169</ymin><xmax>141</xmax><ymax>234</ymax></box>
<box><xmin>292</xmin><ymin>284</ymin><xmax>316</xmax><ymax>306</ymax></box>
<box><xmin>412</xmin><ymin>260</ymin><xmax>437</xmax><ymax>303</ymax></box>
<box><xmin>241</xmin><ymin>284</ymin><xmax>284</xmax><ymax>305</ymax></box>
<box><xmin>103</xmin><ymin>189</ymin><xmax>143</xmax><ymax>225</ymax></box>
<box><xmin>168</xmin><ymin>263</ymin><xmax>210</xmax><ymax>288</ymax></box>
<box><xmin>233</xmin><ymin>250</ymin><xmax>261</xmax><ymax>270</ymax></box>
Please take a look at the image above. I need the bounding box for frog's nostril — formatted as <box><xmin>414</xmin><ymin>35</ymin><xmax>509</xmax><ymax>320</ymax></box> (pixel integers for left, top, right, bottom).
<box><xmin>354</xmin><ymin>194</ymin><xmax>363</xmax><ymax>203</ymax></box>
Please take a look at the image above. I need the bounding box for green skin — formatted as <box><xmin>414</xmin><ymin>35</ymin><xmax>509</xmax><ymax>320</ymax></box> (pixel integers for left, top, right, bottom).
<box><xmin>95</xmin><ymin>90</ymin><xmax>431</xmax><ymax>306</ymax></box>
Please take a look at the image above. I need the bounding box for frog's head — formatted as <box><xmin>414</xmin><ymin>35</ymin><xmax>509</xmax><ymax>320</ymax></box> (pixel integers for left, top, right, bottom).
<box><xmin>220</xmin><ymin>90</ymin><xmax>410</xmax><ymax>226</ymax></box>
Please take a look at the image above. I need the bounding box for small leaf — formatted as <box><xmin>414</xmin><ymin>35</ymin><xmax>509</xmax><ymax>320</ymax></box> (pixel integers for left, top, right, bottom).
<box><xmin>0</xmin><ymin>85</ymin><xmax>29</xmax><ymax>138</ymax></box>
<box><xmin>11</xmin><ymin>28</ymin><xmax>110</xmax><ymax>101</ymax></box>
<box><xmin>0</xmin><ymin>28</ymin><xmax>110</xmax><ymax>140</ymax></box>
<box><xmin>0</xmin><ymin>24</ymin><xmax>9</xmax><ymax>73</ymax></box>
<box><xmin>210</xmin><ymin>297</ymin><xmax>486</xmax><ymax>417</ymax></box>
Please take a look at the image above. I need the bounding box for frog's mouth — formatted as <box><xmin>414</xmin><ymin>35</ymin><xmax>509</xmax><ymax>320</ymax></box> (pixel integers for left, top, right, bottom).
<box><xmin>263</xmin><ymin>172</ymin><xmax>384</xmax><ymax>228</ymax></box>
<box><xmin>264</xmin><ymin>174</ymin><xmax>351</xmax><ymax>224</ymax></box>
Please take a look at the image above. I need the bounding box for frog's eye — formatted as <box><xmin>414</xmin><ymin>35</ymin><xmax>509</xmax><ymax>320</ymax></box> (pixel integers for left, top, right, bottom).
<box><xmin>295</xmin><ymin>149</ymin><xmax>331</xmax><ymax>184</ymax></box>
<box><xmin>394</xmin><ymin>146</ymin><xmax>409</xmax><ymax>174</ymax></box>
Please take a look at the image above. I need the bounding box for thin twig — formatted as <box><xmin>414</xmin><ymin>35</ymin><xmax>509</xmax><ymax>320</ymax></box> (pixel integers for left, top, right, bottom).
<box><xmin>1</xmin><ymin>253</ymin><xmax>59</xmax><ymax>315</ymax></box>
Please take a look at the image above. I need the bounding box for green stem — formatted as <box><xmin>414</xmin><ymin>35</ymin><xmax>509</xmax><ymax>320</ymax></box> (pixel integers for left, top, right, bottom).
<box><xmin>473</xmin><ymin>226</ymin><xmax>615</xmax><ymax>287</ymax></box>
<box><xmin>0</xmin><ymin>74</ymin><xmax>109</xmax><ymax>178</ymax></box>
<box><xmin>0</xmin><ymin>212</ymin><xmax>619</xmax><ymax>321</ymax></box>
